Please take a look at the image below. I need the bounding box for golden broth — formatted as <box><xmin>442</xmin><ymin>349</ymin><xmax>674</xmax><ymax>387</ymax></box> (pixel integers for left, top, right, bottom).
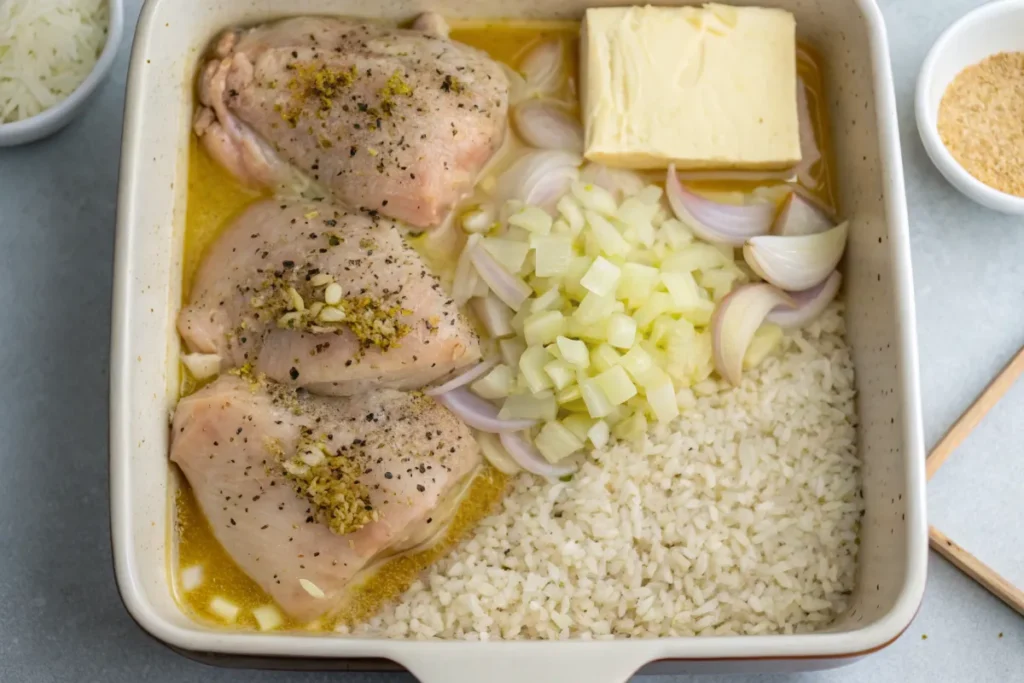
<box><xmin>172</xmin><ymin>20</ymin><xmax>837</xmax><ymax>633</ymax></box>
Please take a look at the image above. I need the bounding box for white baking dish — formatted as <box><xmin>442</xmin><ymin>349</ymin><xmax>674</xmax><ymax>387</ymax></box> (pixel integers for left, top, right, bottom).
<box><xmin>110</xmin><ymin>0</ymin><xmax>927</xmax><ymax>679</ymax></box>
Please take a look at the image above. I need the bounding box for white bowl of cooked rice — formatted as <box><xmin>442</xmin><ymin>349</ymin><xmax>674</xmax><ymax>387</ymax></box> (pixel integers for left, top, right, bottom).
<box><xmin>0</xmin><ymin>0</ymin><xmax>123</xmax><ymax>147</ymax></box>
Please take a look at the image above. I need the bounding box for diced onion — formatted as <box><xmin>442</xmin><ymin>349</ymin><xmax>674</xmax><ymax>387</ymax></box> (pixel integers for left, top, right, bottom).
<box><xmin>534</xmin><ymin>421</ymin><xmax>584</xmax><ymax>463</ymax></box>
<box><xmin>594</xmin><ymin>366</ymin><xmax>637</xmax><ymax>406</ymax></box>
<box><xmin>252</xmin><ymin>605</ymin><xmax>284</xmax><ymax>631</ymax></box>
<box><xmin>587</xmin><ymin>420</ymin><xmax>610</xmax><ymax>448</ymax></box>
<box><xmin>181</xmin><ymin>565</ymin><xmax>203</xmax><ymax>592</ymax></box>
<box><xmin>472</xmin><ymin>364</ymin><xmax>515</xmax><ymax>399</ymax></box>
<box><xmin>209</xmin><ymin>597</ymin><xmax>240</xmax><ymax>622</ymax></box>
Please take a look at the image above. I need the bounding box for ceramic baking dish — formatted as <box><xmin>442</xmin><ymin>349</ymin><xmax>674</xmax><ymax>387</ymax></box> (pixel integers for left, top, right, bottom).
<box><xmin>110</xmin><ymin>0</ymin><xmax>927</xmax><ymax>679</ymax></box>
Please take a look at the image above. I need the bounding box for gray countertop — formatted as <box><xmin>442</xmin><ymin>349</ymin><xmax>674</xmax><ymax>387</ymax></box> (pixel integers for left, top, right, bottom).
<box><xmin>1</xmin><ymin>0</ymin><xmax>1022</xmax><ymax>681</ymax></box>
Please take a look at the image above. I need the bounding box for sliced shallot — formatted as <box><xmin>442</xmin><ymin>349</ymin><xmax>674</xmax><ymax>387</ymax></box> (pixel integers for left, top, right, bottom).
<box><xmin>519</xmin><ymin>40</ymin><xmax>563</xmax><ymax>96</ymax></box>
<box><xmin>451</xmin><ymin>234</ymin><xmax>481</xmax><ymax>305</ymax></box>
<box><xmin>579</xmin><ymin>163</ymin><xmax>646</xmax><ymax>202</ymax></box>
<box><xmin>499</xmin><ymin>63</ymin><xmax>529</xmax><ymax>105</ymax></box>
<box><xmin>470</xmin><ymin>294</ymin><xmax>515</xmax><ymax>338</ymax></box>
<box><xmin>424</xmin><ymin>357</ymin><xmax>499</xmax><ymax>396</ymax></box>
<box><xmin>666</xmin><ymin>164</ymin><xmax>775</xmax><ymax>246</ymax></box>
<box><xmin>773</xmin><ymin>191</ymin><xmax>834</xmax><ymax>236</ymax></box>
<box><xmin>434</xmin><ymin>387</ymin><xmax>537</xmax><ymax>433</ymax></box>
<box><xmin>711</xmin><ymin>284</ymin><xmax>794</xmax><ymax>385</ymax></box>
<box><xmin>743</xmin><ymin>221</ymin><xmax>849</xmax><ymax>291</ymax></box>
<box><xmin>494</xmin><ymin>150</ymin><xmax>581</xmax><ymax>212</ymax></box>
<box><xmin>469</xmin><ymin>241</ymin><xmax>533</xmax><ymax>311</ymax></box>
<box><xmin>476</xmin><ymin>431</ymin><xmax>522</xmax><ymax>475</ymax></box>
<box><xmin>512</xmin><ymin>99</ymin><xmax>583</xmax><ymax>152</ymax></box>
<box><xmin>766</xmin><ymin>271</ymin><xmax>841</xmax><ymax>329</ymax></box>
<box><xmin>499</xmin><ymin>431</ymin><xmax>576</xmax><ymax>479</ymax></box>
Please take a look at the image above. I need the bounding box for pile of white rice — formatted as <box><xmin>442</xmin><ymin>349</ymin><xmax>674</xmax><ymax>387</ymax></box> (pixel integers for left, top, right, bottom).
<box><xmin>349</xmin><ymin>303</ymin><xmax>861</xmax><ymax>640</ymax></box>
<box><xmin>0</xmin><ymin>0</ymin><xmax>109</xmax><ymax>123</ymax></box>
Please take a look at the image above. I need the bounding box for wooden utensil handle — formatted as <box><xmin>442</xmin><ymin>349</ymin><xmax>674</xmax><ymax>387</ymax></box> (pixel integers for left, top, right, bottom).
<box><xmin>929</xmin><ymin>526</ymin><xmax>1024</xmax><ymax>617</ymax></box>
<box><xmin>926</xmin><ymin>345</ymin><xmax>1024</xmax><ymax>480</ymax></box>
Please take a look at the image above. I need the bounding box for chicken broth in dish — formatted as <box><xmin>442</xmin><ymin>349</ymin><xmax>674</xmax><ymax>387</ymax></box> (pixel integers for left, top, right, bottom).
<box><xmin>174</xmin><ymin>7</ymin><xmax>858</xmax><ymax>639</ymax></box>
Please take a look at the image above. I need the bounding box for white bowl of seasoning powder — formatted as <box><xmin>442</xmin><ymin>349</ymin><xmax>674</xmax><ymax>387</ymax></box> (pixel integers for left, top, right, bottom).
<box><xmin>917</xmin><ymin>0</ymin><xmax>1024</xmax><ymax>214</ymax></box>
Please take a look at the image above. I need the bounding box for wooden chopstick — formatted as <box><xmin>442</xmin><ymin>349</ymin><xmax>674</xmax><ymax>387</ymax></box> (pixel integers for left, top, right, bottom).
<box><xmin>926</xmin><ymin>345</ymin><xmax>1024</xmax><ymax>480</ymax></box>
<box><xmin>929</xmin><ymin>526</ymin><xmax>1024</xmax><ymax>617</ymax></box>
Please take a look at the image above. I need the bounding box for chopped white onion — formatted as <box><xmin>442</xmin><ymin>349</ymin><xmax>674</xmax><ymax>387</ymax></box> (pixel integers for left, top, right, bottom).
<box><xmin>180</xmin><ymin>565</ymin><xmax>203</xmax><ymax>592</ymax></box>
<box><xmin>252</xmin><ymin>605</ymin><xmax>284</xmax><ymax>631</ymax></box>
<box><xmin>424</xmin><ymin>358</ymin><xmax>499</xmax><ymax>396</ymax></box>
<box><xmin>766</xmin><ymin>271</ymin><xmax>841</xmax><ymax>328</ymax></box>
<box><xmin>434</xmin><ymin>387</ymin><xmax>538</xmax><ymax>433</ymax></box>
<box><xmin>469</xmin><ymin>241</ymin><xmax>533</xmax><ymax>311</ymax></box>
<box><xmin>773</xmin><ymin>192</ymin><xmax>834</xmax><ymax>236</ymax></box>
<box><xmin>711</xmin><ymin>284</ymin><xmax>794</xmax><ymax>385</ymax></box>
<box><xmin>666</xmin><ymin>165</ymin><xmax>774</xmax><ymax>246</ymax></box>
<box><xmin>513</xmin><ymin>99</ymin><xmax>583</xmax><ymax>152</ymax></box>
<box><xmin>209</xmin><ymin>597</ymin><xmax>240</xmax><ymax>622</ymax></box>
<box><xmin>743</xmin><ymin>221</ymin><xmax>848</xmax><ymax>291</ymax></box>
<box><xmin>182</xmin><ymin>353</ymin><xmax>221</xmax><ymax>380</ymax></box>
<box><xmin>499</xmin><ymin>431</ymin><xmax>576</xmax><ymax>479</ymax></box>
<box><xmin>519</xmin><ymin>40</ymin><xmax>564</xmax><ymax>96</ymax></box>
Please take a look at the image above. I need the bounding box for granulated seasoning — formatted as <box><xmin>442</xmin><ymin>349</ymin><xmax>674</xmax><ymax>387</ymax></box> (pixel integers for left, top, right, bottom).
<box><xmin>938</xmin><ymin>51</ymin><xmax>1024</xmax><ymax>197</ymax></box>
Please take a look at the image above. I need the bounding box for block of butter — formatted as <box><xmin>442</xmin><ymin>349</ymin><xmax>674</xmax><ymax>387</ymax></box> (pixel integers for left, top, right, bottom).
<box><xmin>581</xmin><ymin>4</ymin><xmax>800</xmax><ymax>170</ymax></box>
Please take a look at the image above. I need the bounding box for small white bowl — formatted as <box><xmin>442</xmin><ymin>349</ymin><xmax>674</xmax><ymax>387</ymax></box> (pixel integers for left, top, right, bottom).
<box><xmin>0</xmin><ymin>0</ymin><xmax>124</xmax><ymax>147</ymax></box>
<box><xmin>916</xmin><ymin>0</ymin><xmax>1024</xmax><ymax>214</ymax></box>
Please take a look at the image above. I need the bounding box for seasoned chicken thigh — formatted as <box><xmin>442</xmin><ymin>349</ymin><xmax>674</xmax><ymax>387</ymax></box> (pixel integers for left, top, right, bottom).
<box><xmin>195</xmin><ymin>16</ymin><xmax>509</xmax><ymax>229</ymax></box>
<box><xmin>171</xmin><ymin>375</ymin><xmax>481</xmax><ymax>622</ymax></box>
<box><xmin>178</xmin><ymin>199</ymin><xmax>480</xmax><ymax>395</ymax></box>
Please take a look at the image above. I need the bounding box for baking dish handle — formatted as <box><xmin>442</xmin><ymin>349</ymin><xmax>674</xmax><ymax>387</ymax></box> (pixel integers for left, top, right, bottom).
<box><xmin>396</xmin><ymin>647</ymin><xmax>653</xmax><ymax>683</ymax></box>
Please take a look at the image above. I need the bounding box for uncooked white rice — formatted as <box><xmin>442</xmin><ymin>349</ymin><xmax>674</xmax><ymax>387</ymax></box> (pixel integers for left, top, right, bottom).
<box><xmin>349</xmin><ymin>303</ymin><xmax>861</xmax><ymax>640</ymax></box>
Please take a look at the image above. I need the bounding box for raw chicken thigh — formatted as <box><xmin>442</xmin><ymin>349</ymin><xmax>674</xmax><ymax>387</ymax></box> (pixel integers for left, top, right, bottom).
<box><xmin>194</xmin><ymin>15</ymin><xmax>509</xmax><ymax>229</ymax></box>
<box><xmin>178</xmin><ymin>199</ymin><xmax>481</xmax><ymax>395</ymax></box>
<box><xmin>171</xmin><ymin>375</ymin><xmax>481</xmax><ymax>622</ymax></box>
